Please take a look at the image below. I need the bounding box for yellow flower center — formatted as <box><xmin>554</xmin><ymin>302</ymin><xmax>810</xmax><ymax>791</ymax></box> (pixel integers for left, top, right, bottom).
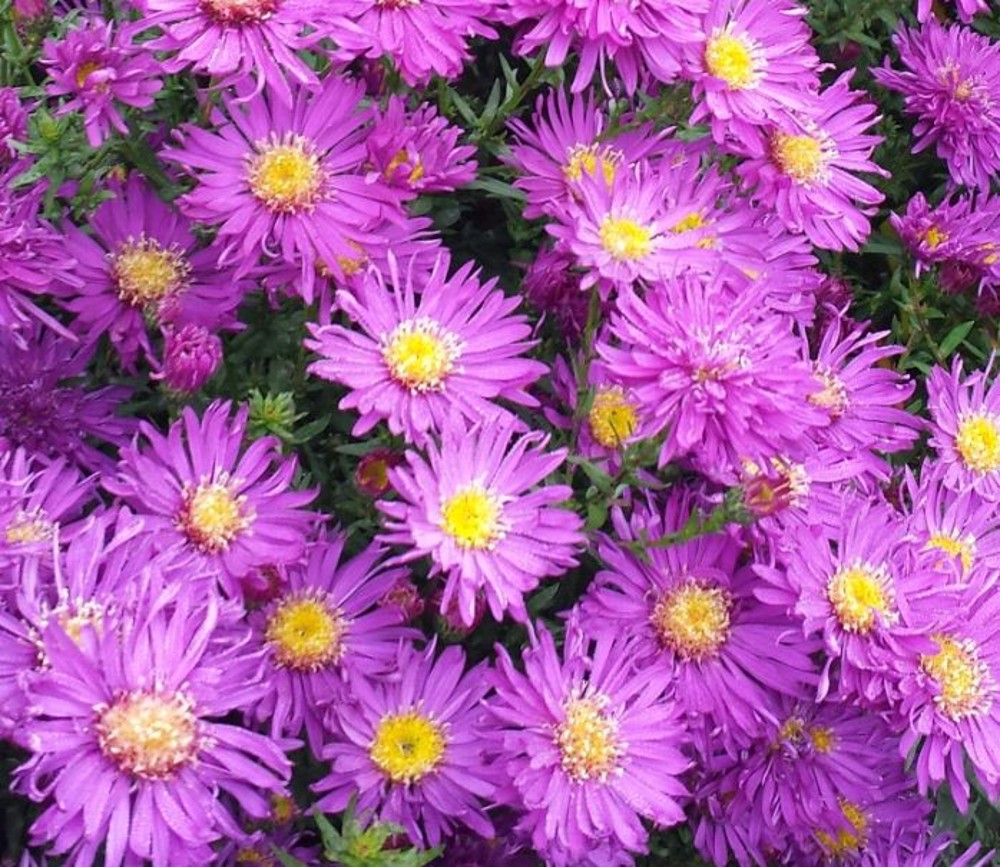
<box><xmin>55</xmin><ymin>601</ymin><xmax>105</xmax><ymax>645</ymax></box>
<box><xmin>380</xmin><ymin>317</ymin><xmax>462</xmax><ymax>393</ymax></box>
<box><xmin>563</xmin><ymin>143</ymin><xmax>620</xmax><ymax>185</ymax></box>
<box><xmin>555</xmin><ymin>693</ymin><xmax>623</xmax><ymax>783</ymax></box>
<box><xmin>247</xmin><ymin>134</ymin><xmax>325</xmax><ymax>213</ymax></box>
<box><xmin>265</xmin><ymin>592</ymin><xmax>347</xmax><ymax>672</ymax></box>
<box><xmin>922</xmin><ymin>634</ymin><xmax>990</xmax><ymax>720</ymax></box>
<box><xmin>651</xmin><ymin>579</ymin><xmax>732</xmax><ymax>660</ymax></box>
<box><xmin>816</xmin><ymin>799</ymin><xmax>869</xmax><ymax>859</ymax></box>
<box><xmin>369</xmin><ymin>709</ymin><xmax>445</xmax><ymax>784</ymax></box>
<box><xmin>922</xmin><ymin>225</ymin><xmax>947</xmax><ymax>249</ymax></box>
<box><xmin>200</xmin><ymin>0</ymin><xmax>280</xmax><ymax>24</ymax></box>
<box><xmin>96</xmin><ymin>690</ymin><xmax>199</xmax><ymax>780</ymax></box>
<box><xmin>771</xmin><ymin>132</ymin><xmax>832</xmax><ymax>185</ymax></box>
<box><xmin>599</xmin><ymin>216</ymin><xmax>653</xmax><ymax>261</ymax></box>
<box><xmin>440</xmin><ymin>483</ymin><xmax>507</xmax><ymax>550</ymax></box>
<box><xmin>809</xmin><ymin>725</ymin><xmax>836</xmax><ymax>754</ymax></box>
<box><xmin>112</xmin><ymin>237</ymin><xmax>190</xmax><ymax>308</ymax></box>
<box><xmin>588</xmin><ymin>386</ymin><xmax>639</xmax><ymax>448</ymax></box>
<box><xmin>826</xmin><ymin>561</ymin><xmax>895</xmax><ymax>634</ymax></box>
<box><xmin>177</xmin><ymin>478</ymin><xmax>253</xmax><ymax>554</ymax></box>
<box><xmin>385</xmin><ymin>149</ymin><xmax>425</xmax><ymax>184</ymax></box>
<box><xmin>925</xmin><ymin>532</ymin><xmax>976</xmax><ymax>574</ymax></box>
<box><xmin>75</xmin><ymin>61</ymin><xmax>104</xmax><ymax>89</ymax></box>
<box><xmin>4</xmin><ymin>509</ymin><xmax>55</xmax><ymax>545</ymax></box>
<box><xmin>670</xmin><ymin>211</ymin><xmax>708</xmax><ymax>233</ymax></box>
<box><xmin>956</xmin><ymin>413</ymin><xmax>1000</xmax><ymax>474</ymax></box>
<box><xmin>779</xmin><ymin>715</ymin><xmax>805</xmax><ymax>743</ymax></box>
<box><xmin>809</xmin><ymin>366</ymin><xmax>849</xmax><ymax>419</ymax></box>
<box><xmin>704</xmin><ymin>29</ymin><xmax>759</xmax><ymax>89</ymax></box>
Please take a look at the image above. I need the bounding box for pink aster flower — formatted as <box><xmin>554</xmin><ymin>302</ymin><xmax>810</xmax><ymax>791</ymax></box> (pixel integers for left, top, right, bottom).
<box><xmin>598</xmin><ymin>271</ymin><xmax>825</xmax><ymax>481</ymax></box>
<box><xmin>314</xmin><ymin>641</ymin><xmax>496</xmax><ymax>847</ymax></box>
<box><xmin>927</xmin><ymin>357</ymin><xmax>1000</xmax><ymax>500</ymax></box>
<box><xmin>366</xmin><ymin>96</ymin><xmax>477</xmax><ymax>196</ymax></box>
<box><xmin>487</xmin><ymin>623</ymin><xmax>690</xmax><ymax>862</ymax></box>
<box><xmin>520</xmin><ymin>244</ymin><xmax>592</xmax><ymax>341</ymax></box>
<box><xmin>873</xmin><ymin>20</ymin><xmax>1000</xmax><ymax>191</ymax></box>
<box><xmin>305</xmin><ymin>251</ymin><xmax>546</xmax><ymax>444</ymax></box>
<box><xmin>246</xmin><ymin>532</ymin><xmax>415</xmax><ymax>757</ymax></box>
<box><xmin>162</xmin><ymin>77</ymin><xmax>400</xmax><ymax>303</ymax></box>
<box><xmin>15</xmin><ymin>592</ymin><xmax>290</xmax><ymax>867</ymax></box>
<box><xmin>736</xmin><ymin>71</ymin><xmax>888</xmax><ymax>251</ymax></box>
<box><xmin>155</xmin><ymin>323</ymin><xmax>223</xmax><ymax>393</ymax></box>
<box><xmin>104</xmin><ymin>400</ymin><xmax>319</xmax><ymax>597</ymax></box>
<box><xmin>378</xmin><ymin>417</ymin><xmax>585</xmax><ymax>626</ymax></box>
<box><xmin>0</xmin><ymin>87</ymin><xmax>29</xmax><ymax>166</ymax></box>
<box><xmin>320</xmin><ymin>0</ymin><xmax>499</xmax><ymax>86</ymax></box>
<box><xmin>41</xmin><ymin>17</ymin><xmax>162</xmax><ymax>147</ymax></box>
<box><xmin>683</xmin><ymin>0</ymin><xmax>822</xmax><ymax>146</ymax></box>
<box><xmin>61</xmin><ymin>173</ymin><xmax>246</xmax><ymax>371</ymax></box>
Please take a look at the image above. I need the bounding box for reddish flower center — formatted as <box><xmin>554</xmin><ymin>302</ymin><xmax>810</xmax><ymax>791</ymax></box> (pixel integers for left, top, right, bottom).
<box><xmin>200</xmin><ymin>0</ymin><xmax>280</xmax><ymax>25</ymax></box>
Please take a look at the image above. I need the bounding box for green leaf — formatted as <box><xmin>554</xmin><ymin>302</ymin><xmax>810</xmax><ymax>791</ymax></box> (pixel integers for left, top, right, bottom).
<box><xmin>938</xmin><ymin>321</ymin><xmax>976</xmax><ymax>358</ymax></box>
<box><xmin>272</xmin><ymin>849</ymin><xmax>309</xmax><ymax>867</ymax></box>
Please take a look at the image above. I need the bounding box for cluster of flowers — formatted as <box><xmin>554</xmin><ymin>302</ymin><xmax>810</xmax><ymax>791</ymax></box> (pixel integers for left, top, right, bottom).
<box><xmin>3</xmin><ymin>0</ymin><xmax>1000</xmax><ymax>864</ymax></box>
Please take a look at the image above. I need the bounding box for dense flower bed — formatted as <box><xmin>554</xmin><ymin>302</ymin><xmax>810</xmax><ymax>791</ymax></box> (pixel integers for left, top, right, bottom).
<box><xmin>3</xmin><ymin>0</ymin><xmax>1000</xmax><ymax>864</ymax></box>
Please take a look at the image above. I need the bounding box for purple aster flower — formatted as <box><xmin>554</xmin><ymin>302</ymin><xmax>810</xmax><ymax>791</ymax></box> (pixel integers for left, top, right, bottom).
<box><xmin>41</xmin><ymin>17</ymin><xmax>162</xmax><ymax>147</ymax></box>
<box><xmin>504</xmin><ymin>89</ymin><xmax>672</xmax><ymax>221</ymax></box>
<box><xmin>598</xmin><ymin>271</ymin><xmax>825</xmax><ymax>481</ymax></box>
<box><xmin>0</xmin><ymin>87</ymin><xmax>29</xmax><ymax>166</ymax></box>
<box><xmin>736</xmin><ymin>72</ymin><xmax>888</xmax><ymax>251</ymax></box>
<box><xmin>246</xmin><ymin>531</ymin><xmax>414</xmax><ymax>757</ymax></box>
<box><xmin>430</xmin><ymin>810</ymin><xmax>537</xmax><ymax>867</ymax></box>
<box><xmin>366</xmin><ymin>96</ymin><xmax>477</xmax><ymax>195</ymax></box>
<box><xmin>304</xmin><ymin>251</ymin><xmax>547</xmax><ymax>444</ymax></box>
<box><xmin>104</xmin><ymin>400</ymin><xmax>319</xmax><ymax>597</ymax></box>
<box><xmin>378</xmin><ymin>417</ymin><xmax>585</xmax><ymax>626</ymax></box>
<box><xmin>155</xmin><ymin>323</ymin><xmax>223</xmax><ymax>393</ymax></box>
<box><xmin>15</xmin><ymin>591</ymin><xmax>291</xmax><ymax>866</ymax></box>
<box><xmin>314</xmin><ymin>641</ymin><xmax>496</xmax><ymax>847</ymax></box>
<box><xmin>61</xmin><ymin>173</ymin><xmax>246</xmax><ymax>371</ymax></box>
<box><xmin>579</xmin><ymin>494</ymin><xmax>819</xmax><ymax>745</ymax></box>
<box><xmin>486</xmin><ymin>623</ymin><xmax>690</xmax><ymax>862</ymax></box>
<box><xmin>873</xmin><ymin>20</ymin><xmax>1000</xmax><ymax>191</ymax></box>
<box><xmin>927</xmin><ymin>356</ymin><xmax>1000</xmax><ymax>500</ymax></box>
<box><xmin>918</xmin><ymin>0</ymin><xmax>988</xmax><ymax>21</ymax></box>
<box><xmin>682</xmin><ymin>0</ymin><xmax>822</xmax><ymax>146</ymax></box>
<box><xmin>135</xmin><ymin>0</ymin><xmax>329</xmax><ymax>107</ymax></box>
<box><xmin>162</xmin><ymin>77</ymin><xmax>400</xmax><ymax>303</ymax></box>
<box><xmin>0</xmin><ymin>325</ymin><xmax>134</xmax><ymax>473</ymax></box>
<box><xmin>520</xmin><ymin>244</ymin><xmax>592</xmax><ymax>341</ymax></box>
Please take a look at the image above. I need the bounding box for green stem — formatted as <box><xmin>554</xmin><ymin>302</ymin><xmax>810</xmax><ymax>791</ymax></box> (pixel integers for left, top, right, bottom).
<box><xmin>478</xmin><ymin>52</ymin><xmax>547</xmax><ymax>142</ymax></box>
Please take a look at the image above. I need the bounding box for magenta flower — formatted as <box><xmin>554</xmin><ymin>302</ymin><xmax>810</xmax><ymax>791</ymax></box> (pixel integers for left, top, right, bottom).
<box><xmin>873</xmin><ymin>20</ymin><xmax>1000</xmax><ymax>191</ymax></box>
<box><xmin>104</xmin><ymin>401</ymin><xmax>318</xmax><ymax>597</ymax></box>
<box><xmin>917</xmin><ymin>0</ymin><xmax>988</xmax><ymax>21</ymax></box>
<box><xmin>61</xmin><ymin>173</ymin><xmax>246</xmax><ymax>371</ymax></box>
<box><xmin>314</xmin><ymin>641</ymin><xmax>496</xmax><ymax>847</ymax></box>
<box><xmin>162</xmin><ymin>77</ymin><xmax>400</xmax><ymax>303</ymax></box>
<box><xmin>15</xmin><ymin>593</ymin><xmax>291</xmax><ymax>866</ymax></box>
<box><xmin>0</xmin><ymin>87</ymin><xmax>29</xmax><ymax>166</ymax></box>
<box><xmin>41</xmin><ymin>17</ymin><xmax>162</xmax><ymax>147</ymax></box>
<box><xmin>305</xmin><ymin>252</ymin><xmax>546</xmax><ymax>444</ymax></box>
<box><xmin>736</xmin><ymin>72</ymin><xmax>888</xmax><ymax>251</ymax></box>
<box><xmin>155</xmin><ymin>323</ymin><xmax>223</xmax><ymax>393</ymax></box>
<box><xmin>487</xmin><ymin>623</ymin><xmax>690</xmax><ymax>862</ymax></box>
<box><xmin>378</xmin><ymin>418</ymin><xmax>585</xmax><ymax>626</ymax></box>
<box><xmin>520</xmin><ymin>244</ymin><xmax>591</xmax><ymax>341</ymax></box>
<box><xmin>246</xmin><ymin>532</ymin><xmax>415</xmax><ymax>757</ymax></box>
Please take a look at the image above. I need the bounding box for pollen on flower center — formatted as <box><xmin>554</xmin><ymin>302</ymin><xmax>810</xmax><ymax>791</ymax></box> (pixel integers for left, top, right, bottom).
<box><xmin>369</xmin><ymin>709</ymin><xmax>445</xmax><ymax>784</ymax></box>
<box><xmin>5</xmin><ymin>508</ymin><xmax>55</xmax><ymax>544</ymax></box>
<box><xmin>816</xmin><ymin>799</ymin><xmax>869</xmax><ymax>859</ymax></box>
<box><xmin>588</xmin><ymin>385</ymin><xmax>638</xmax><ymax>448</ymax></box>
<box><xmin>925</xmin><ymin>531</ymin><xmax>976</xmax><ymax>574</ymax></box>
<box><xmin>248</xmin><ymin>133</ymin><xmax>325</xmax><ymax>214</ymax></box>
<box><xmin>200</xmin><ymin>0</ymin><xmax>280</xmax><ymax>24</ymax></box>
<box><xmin>826</xmin><ymin>561</ymin><xmax>896</xmax><ymax>634</ymax></box>
<box><xmin>704</xmin><ymin>29</ymin><xmax>760</xmax><ymax>89</ymax></box>
<box><xmin>75</xmin><ymin>60</ymin><xmax>104</xmax><ymax>89</ymax></box>
<box><xmin>955</xmin><ymin>412</ymin><xmax>1000</xmax><ymax>474</ymax></box>
<box><xmin>809</xmin><ymin>365</ymin><xmax>849</xmax><ymax>419</ymax></box>
<box><xmin>440</xmin><ymin>483</ymin><xmax>507</xmax><ymax>550</ymax></box>
<box><xmin>809</xmin><ymin>725</ymin><xmax>836</xmax><ymax>754</ymax></box>
<box><xmin>54</xmin><ymin>600</ymin><xmax>106</xmax><ymax>645</ymax></box>
<box><xmin>563</xmin><ymin>142</ymin><xmax>621</xmax><ymax>185</ymax></box>
<box><xmin>771</xmin><ymin>131</ymin><xmax>833</xmax><ymax>185</ymax></box>
<box><xmin>177</xmin><ymin>478</ymin><xmax>254</xmax><ymax>554</ymax></box>
<box><xmin>599</xmin><ymin>216</ymin><xmax>653</xmax><ymax>261</ymax></box>
<box><xmin>922</xmin><ymin>634</ymin><xmax>990</xmax><ymax>720</ymax></box>
<box><xmin>670</xmin><ymin>211</ymin><xmax>708</xmax><ymax>233</ymax></box>
<box><xmin>651</xmin><ymin>579</ymin><xmax>732</xmax><ymax>660</ymax></box>
<box><xmin>922</xmin><ymin>225</ymin><xmax>947</xmax><ymax>249</ymax></box>
<box><xmin>112</xmin><ymin>237</ymin><xmax>191</xmax><ymax>308</ymax></box>
<box><xmin>555</xmin><ymin>692</ymin><xmax>623</xmax><ymax>783</ymax></box>
<box><xmin>381</xmin><ymin>317</ymin><xmax>462</xmax><ymax>393</ymax></box>
<box><xmin>265</xmin><ymin>591</ymin><xmax>347</xmax><ymax>672</ymax></box>
<box><xmin>96</xmin><ymin>690</ymin><xmax>199</xmax><ymax>780</ymax></box>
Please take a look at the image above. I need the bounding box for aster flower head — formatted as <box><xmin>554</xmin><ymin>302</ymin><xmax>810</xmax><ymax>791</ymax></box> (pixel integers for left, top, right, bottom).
<box><xmin>873</xmin><ymin>20</ymin><xmax>1000</xmax><ymax>191</ymax></box>
<box><xmin>246</xmin><ymin>531</ymin><xmax>415</xmax><ymax>757</ymax></box>
<box><xmin>16</xmin><ymin>591</ymin><xmax>291</xmax><ymax>866</ymax></box>
<box><xmin>378</xmin><ymin>417</ymin><xmax>585</xmax><ymax>626</ymax></box>
<box><xmin>314</xmin><ymin>641</ymin><xmax>496</xmax><ymax>847</ymax></box>
<box><xmin>736</xmin><ymin>71</ymin><xmax>888</xmax><ymax>252</ymax></box>
<box><xmin>62</xmin><ymin>173</ymin><xmax>246</xmax><ymax>371</ymax></box>
<box><xmin>163</xmin><ymin>76</ymin><xmax>401</xmax><ymax>303</ymax></box>
<box><xmin>156</xmin><ymin>323</ymin><xmax>223</xmax><ymax>393</ymax></box>
<box><xmin>598</xmin><ymin>271</ymin><xmax>825</xmax><ymax>481</ymax></box>
<box><xmin>41</xmin><ymin>17</ymin><xmax>162</xmax><ymax>147</ymax></box>
<box><xmin>0</xmin><ymin>87</ymin><xmax>29</xmax><ymax>166</ymax></box>
<box><xmin>320</xmin><ymin>0</ymin><xmax>499</xmax><ymax>87</ymax></box>
<box><xmin>487</xmin><ymin>623</ymin><xmax>690</xmax><ymax>861</ymax></box>
<box><xmin>684</xmin><ymin>0</ymin><xmax>822</xmax><ymax>146</ymax></box>
<box><xmin>305</xmin><ymin>251</ymin><xmax>547</xmax><ymax>444</ymax></box>
<box><xmin>104</xmin><ymin>400</ymin><xmax>319</xmax><ymax>597</ymax></box>
<box><xmin>520</xmin><ymin>244</ymin><xmax>591</xmax><ymax>341</ymax></box>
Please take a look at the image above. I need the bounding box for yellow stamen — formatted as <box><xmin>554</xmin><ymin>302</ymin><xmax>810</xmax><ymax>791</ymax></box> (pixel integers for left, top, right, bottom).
<box><xmin>555</xmin><ymin>692</ymin><xmax>623</xmax><ymax>783</ymax></box>
<box><xmin>704</xmin><ymin>29</ymin><xmax>759</xmax><ymax>89</ymax></box>
<box><xmin>380</xmin><ymin>317</ymin><xmax>462</xmax><ymax>393</ymax></box>
<box><xmin>922</xmin><ymin>225</ymin><xmax>947</xmax><ymax>249</ymax></box>
<box><xmin>265</xmin><ymin>591</ymin><xmax>347</xmax><ymax>672</ymax></box>
<box><xmin>651</xmin><ymin>579</ymin><xmax>732</xmax><ymax>660</ymax></box>
<box><xmin>809</xmin><ymin>725</ymin><xmax>836</xmax><ymax>754</ymax></box>
<box><xmin>112</xmin><ymin>237</ymin><xmax>190</xmax><ymax>308</ymax></box>
<box><xmin>599</xmin><ymin>216</ymin><xmax>653</xmax><ymax>261</ymax></box>
<box><xmin>826</xmin><ymin>561</ymin><xmax>896</xmax><ymax>634</ymax></box>
<box><xmin>956</xmin><ymin>413</ymin><xmax>1000</xmax><ymax>474</ymax></box>
<box><xmin>670</xmin><ymin>211</ymin><xmax>708</xmax><ymax>233</ymax></box>
<box><xmin>925</xmin><ymin>532</ymin><xmax>976</xmax><ymax>574</ymax></box>
<box><xmin>816</xmin><ymin>799</ymin><xmax>869</xmax><ymax>859</ymax></box>
<box><xmin>247</xmin><ymin>133</ymin><xmax>325</xmax><ymax>213</ymax></box>
<box><xmin>177</xmin><ymin>478</ymin><xmax>253</xmax><ymax>554</ymax></box>
<box><xmin>809</xmin><ymin>365</ymin><xmax>849</xmax><ymax>419</ymax></box>
<box><xmin>5</xmin><ymin>509</ymin><xmax>55</xmax><ymax>545</ymax></box>
<box><xmin>369</xmin><ymin>709</ymin><xmax>445</xmax><ymax>784</ymax></box>
<box><xmin>563</xmin><ymin>143</ymin><xmax>620</xmax><ymax>186</ymax></box>
<box><xmin>440</xmin><ymin>483</ymin><xmax>507</xmax><ymax>550</ymax></box>
<box><xmin>588</xmin><ymin>386</ymin><xmax>639</xmax><ymax>449</ymax></box>
<box><xmin>771</xmin><ymin>131</ymin><xmax>833</xmax><ymax>185</ymax></box>
<box><xmin>922</xmin><ymin>634</ymin><xmax>990</xmax><ymax>720</ymax></box>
